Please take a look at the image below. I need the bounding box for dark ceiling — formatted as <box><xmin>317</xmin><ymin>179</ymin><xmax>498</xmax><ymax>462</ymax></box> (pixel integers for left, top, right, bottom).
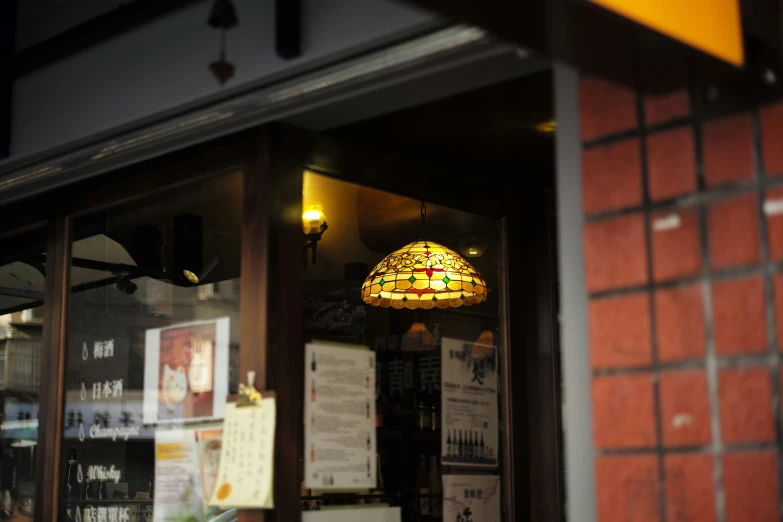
<box><xmin>326</xmin><ymin>69</ymin><xmax>555</xmax><ymax>191</ymax></box>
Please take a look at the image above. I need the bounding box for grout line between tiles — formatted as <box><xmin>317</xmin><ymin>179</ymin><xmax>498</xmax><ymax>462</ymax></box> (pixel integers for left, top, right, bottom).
<box><xmin>750</xmin><ymin>107</ymin><xmax>783</xmax><ymax>521</ymax></box>
<box><xmin>634</xmin><ymin>83</ymin><xmax>668</xmax><ymax>522</ymax></box>
<box><xmin>691</xmin><ymin>87</ymin><xmax>727</xmax><ymax>522</ymax></box>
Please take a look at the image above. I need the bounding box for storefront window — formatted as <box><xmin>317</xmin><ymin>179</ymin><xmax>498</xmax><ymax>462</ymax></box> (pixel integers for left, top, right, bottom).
<box><xmin>301</xmin><ymin>172</ymin><xmax>507</xmax><ymax>521</ymax></box>
<box><xmin>0</xmin><ymin>229</ymin><xmax>47</xmax><ymax>520</ymax></box>
<box><xmin>59</xmin><ymin>172</ymin><xmax>242</xmax><ymax>522</ymax></box>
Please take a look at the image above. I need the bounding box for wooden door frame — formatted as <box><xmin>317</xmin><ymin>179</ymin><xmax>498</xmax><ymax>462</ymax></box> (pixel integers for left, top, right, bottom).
<box><xmin>298</xmin><ymin>128</ymin><xmax>563</xmax><ymax>521</ymax></box>
<box><xmin>0</xmin><ymin>124</ymin><xmax>307</xmax><ymax>522</ymax></box>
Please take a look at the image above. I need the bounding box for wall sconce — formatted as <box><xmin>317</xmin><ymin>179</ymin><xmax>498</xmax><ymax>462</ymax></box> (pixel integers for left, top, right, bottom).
<box><xmin>303</xmin><ymin>204</ymin><xmax>328</xmax><ymax>266</ymax></box>
<box><xmin>459</xmin><ymin>237</ymin><xmax>488</xmax><ymax>258</ymax></box>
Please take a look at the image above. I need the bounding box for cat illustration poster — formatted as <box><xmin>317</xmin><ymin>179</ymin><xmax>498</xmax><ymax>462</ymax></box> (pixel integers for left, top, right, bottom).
<box><xmin>143</xmin><ymin>318</ymin><xmax>230</xmax><ymax>425</ymax></box>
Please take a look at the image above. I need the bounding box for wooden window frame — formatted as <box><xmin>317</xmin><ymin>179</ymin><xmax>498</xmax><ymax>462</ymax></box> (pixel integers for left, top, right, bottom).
<box><xmin>0</xmin><ymin>122</ymin><xmax>561</xmax><ymax>522</ymax></box>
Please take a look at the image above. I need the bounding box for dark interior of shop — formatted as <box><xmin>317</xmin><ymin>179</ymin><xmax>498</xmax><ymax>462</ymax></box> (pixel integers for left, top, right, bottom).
<box><xmin>0</xmin><ymin>68</ymin><xmax>555</xmax><ymax>521</ymax></box>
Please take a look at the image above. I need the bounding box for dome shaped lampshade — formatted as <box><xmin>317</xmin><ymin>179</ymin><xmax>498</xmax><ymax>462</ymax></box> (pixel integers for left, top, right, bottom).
<box><xmin>361</xmin><ymin>240</ymin><xmax>487</xmax><ymax>309</ymax></box>
<box><xmin>472</xmin><ymin>330</ymin><xmax>495</xmax><ymax>358</ymax></box>
<box><xmin>402</xmin><ymin>322</ymin><xmax>434</xmax><ymax>351</ymax></box>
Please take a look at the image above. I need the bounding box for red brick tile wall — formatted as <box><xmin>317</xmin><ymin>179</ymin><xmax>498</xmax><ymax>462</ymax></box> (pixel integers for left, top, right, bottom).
<box><xmin>581</xmin><ymin>77</ymin><xmax>783</xmax><ymax>522</ymax></box>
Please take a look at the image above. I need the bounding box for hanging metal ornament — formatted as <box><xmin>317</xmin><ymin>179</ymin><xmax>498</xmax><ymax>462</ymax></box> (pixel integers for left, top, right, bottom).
<box><xmin>207</xmin><ymin>0</ymin><xmax>239</xmax><ymax>85</ymax></box>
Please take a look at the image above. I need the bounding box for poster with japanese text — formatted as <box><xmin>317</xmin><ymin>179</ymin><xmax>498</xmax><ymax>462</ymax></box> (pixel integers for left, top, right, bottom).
<box><xmin>154</xmin><ymin>427</ymin><xmax>225</xmax><ymax>522</ymax></box>
<box><xmin>208</xmin><ymin>399</ymin><xmax>276</xmax><ymax>509</ymax></box>
<box><xmin>143</xmin><ymin>318</ymin><xmax>230</xmax><ymax>425</ymax></box>
<box><xmin>441</xmin><ymin>337</ymin><xmax>499</xmax><ymax>468</ymax></box>
<box><xmin>442</xmin><ymin>475</ymin><xmax>501</xmax><ymax>522</ymax></box>
<box><xmin>304</xmin><ymin>342</ymin><xmax>376</xmax><ymax>489</ymax></box>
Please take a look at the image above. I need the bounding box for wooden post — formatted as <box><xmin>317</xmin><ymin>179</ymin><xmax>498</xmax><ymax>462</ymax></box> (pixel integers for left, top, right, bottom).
<box><xmin>240</xmin><ymin>124</ymin><xmax>306</xmax><ymax>522</ymax></box>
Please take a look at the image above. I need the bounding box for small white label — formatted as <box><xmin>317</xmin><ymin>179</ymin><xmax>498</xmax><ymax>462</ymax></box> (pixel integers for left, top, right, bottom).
<box><xmin>652</xmin><ymin>213</ymin><xmax>681</xmax><ymax>232</ymax></box>
<box><xmin>763</xmin><ymin>198</ymin><xmax>783</xmax><ymax>216</ymax></box>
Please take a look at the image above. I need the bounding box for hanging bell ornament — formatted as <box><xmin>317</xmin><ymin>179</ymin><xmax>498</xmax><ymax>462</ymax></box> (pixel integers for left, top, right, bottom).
<box><xmin>207</xmin><ymin>0</ymin><xmax>238</xmax><ymax>85</ymax></box>
<box><xmin>210</xmin><ymin>52</ymin><xmax>236</xmax><ymax>86</ymax></box>
<box><xmin>208</xmin><ymin>0</ymin><xmax>239</xmax><ymax>29</ymax></box>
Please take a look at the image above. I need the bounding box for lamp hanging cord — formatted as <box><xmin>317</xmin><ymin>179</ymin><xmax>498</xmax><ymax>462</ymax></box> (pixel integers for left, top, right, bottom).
<box><xmin>420</xmin><ymin>201</ymin><xmax>427</xmax><ymax>240</ymax></box>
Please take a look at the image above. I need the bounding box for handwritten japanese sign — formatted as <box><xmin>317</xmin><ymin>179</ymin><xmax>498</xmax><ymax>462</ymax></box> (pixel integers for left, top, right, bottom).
<box><xmin>442</xmin><ymin>475</ymin><xmax>500</xmax><ymax>522</ymax></box>
<box><xmin>209</xmin><ymin>399</ymin><xmax>276</xmax><ymax>509</ymax></box>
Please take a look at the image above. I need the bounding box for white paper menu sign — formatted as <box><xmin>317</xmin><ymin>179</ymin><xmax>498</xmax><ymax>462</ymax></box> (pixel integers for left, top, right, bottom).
<box><xmin>208</xmin><ymin>399</ymin><xmax>276</xmax><ymax>509</ymax></box>
<box><xmin>441</xmin><ymin>337</ymin><xmax>499</xmax><ymax>468</ymax></box>
<box><xmin>443</xmin><ymin>475</ymin><xmax>501</xmax><ymax>522</ymax></box>
<box><xmin>154</xmin><ymin>427</ymin><xmax>224</xmax><ymax>522</ymax></box>
<box><xmin>304</xmin><ymin>342</ymin><xmax>376</xmax><ymax>489</ymax></box>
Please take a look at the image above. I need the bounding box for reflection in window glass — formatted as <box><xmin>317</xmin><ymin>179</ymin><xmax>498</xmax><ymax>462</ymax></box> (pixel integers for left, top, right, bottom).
<box><xmin>301</xmin><ymin>172</ymin><xmax>506</xmax><ymax>520</ymax></box>
<box><xmin>0</xmin><ymin>229</ymin><xmax>47</xmax><ymax>520</ymax></box>
<box><xmin>60</xmin><ymin>172</ymin><xmax>241</xmax><ymax>522</ymax></box>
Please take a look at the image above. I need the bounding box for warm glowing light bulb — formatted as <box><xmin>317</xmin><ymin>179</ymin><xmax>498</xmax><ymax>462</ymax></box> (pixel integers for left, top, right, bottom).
<box><xmin>303</xmin><ymin>209</ymin><xmax>322</xmax><ymax>221</ymax></box>
<box><xmin>302</xmin><ymin>204</ymin><xmax>326</xmax><ymax>234</ymax></box>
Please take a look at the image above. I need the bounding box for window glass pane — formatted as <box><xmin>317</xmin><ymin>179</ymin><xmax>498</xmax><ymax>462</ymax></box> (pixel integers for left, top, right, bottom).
<box><xmin>0</xmin><ymin>228</ymin><xmax>47</xmax><ymax>519</ymax></box>
<box><xmin>301</xmin><ymin>172</ymin><xmax>507</xmax><ymax>520</ymax></box>
<box><xmin>60</xmin><ymin>172</ymin><xmax>242</xmax><ymax>522</ymax></box>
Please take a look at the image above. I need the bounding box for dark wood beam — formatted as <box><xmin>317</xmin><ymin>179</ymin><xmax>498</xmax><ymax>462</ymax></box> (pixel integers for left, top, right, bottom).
<box><xmin>13</xmin><ymin>0</ymin><xmax>203</xmax><ymax>77</ymax></box>
<box><xmin>35</xmin><ymin>213</ymin><xmax>71</xmax><ymax>522</ymax></box>
<box><xmin>0</xmin><ymin>0</ymin><xmax>16</xmax><ymax>159</ymax></box>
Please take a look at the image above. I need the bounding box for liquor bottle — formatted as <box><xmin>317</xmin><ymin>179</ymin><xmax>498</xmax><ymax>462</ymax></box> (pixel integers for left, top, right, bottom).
<box><xmin>311</xmin><ymin>352</ymin><xmax>317</xmax><ymax>372</ymax></box>
<box><xmin>446</xmin><ymin>430</ymin><xmax>452</xmax><ymax>457</ymax></box>
<box><xmin>428</xmin><ymin>456</ymin><xmax>443</xmax><ymax>521</ymax></box>
<box><xmin>458</xmin><ymin>431</ymin><xmax>463</xmax><ymax>458</ymax></box>
<box><xmin>417</xmin><ymin>390</ymin><xmax>431</xmax><ymax>431</ymax></box>
<box><xmin>376</xmin><ymin>452</ymin><xmax>385</xmax><ymax>492</ymax></box>
<box><xmin>480</xmin><ymin>432</ymin><xmax>485</xmax><ymax>460</ymax></box>
<box><xmin>65</xmin><ymin>450</ymin><xmax>80</xmax><ymax>500</ymax></box>
<box><xmin>416</xmin><ymin>454</ymin><xmax>431</xmax><ymax>521</ymax></box>
<box><xmin>466</xmin><ymin>432</ymin><xmax>473</xmax><ymax>460</ymax></box>
<box><xmin>429</xmin><ymin>398</ymin><xmax>438</xmax><ymax>432</ymax></box>
<box><xmin>98</xmin><ymin>480</ymin><xmax>107</xmax><ymax>500</ymax></box>
<box><xmin>432</xmin><ymin>324</ymin><xmax>442</xmax><ymax>349</ymax></box>
<box><xmin>2</xmin><ymin>491</ymin><xmax>12</xmax><ymax>518</ymax></box>
<box><xmin>473</xmin><ymin>432</ymin><xmax>479</xmax><ymax>460</ymax></box>
<box><xmin>311</xmin><ymin>380</ymin><xmax>316</xmax><ymax>402</ymax></box>
<box><xmin>376</xmin><ymin>395</ymin><xmax>385</xmax><ymax>428</ymax></box>
<box><xmin>84</xmin><ymin>480</ymin><xmax>95</xmax><ymax>500</ymax></box>
<box><xmin>301</xmin><ymin>478</ymin><xmax>311</xmax><ymax>512</ymax></box>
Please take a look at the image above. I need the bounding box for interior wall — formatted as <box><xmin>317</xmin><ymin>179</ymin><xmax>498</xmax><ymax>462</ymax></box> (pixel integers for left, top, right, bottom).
<box><xmin>9</xmin><ymin>0</ymin><xmax>436</xmax><ymax>159</ymax></box>
<box><xmin>303</xmin><ymin>171</ymin><xmax>381</xmax><ymax>280</ymax></box>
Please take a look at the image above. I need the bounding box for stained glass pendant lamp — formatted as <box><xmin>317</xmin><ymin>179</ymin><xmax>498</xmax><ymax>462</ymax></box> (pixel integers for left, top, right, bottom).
<box><xmin>361</xmin><ymin>202</ymin><xmax>487</xmax><ymax>309</ymax></box>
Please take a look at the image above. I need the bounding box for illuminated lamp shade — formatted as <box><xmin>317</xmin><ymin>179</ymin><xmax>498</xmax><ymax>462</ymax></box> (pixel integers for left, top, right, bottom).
<box><xmin>402</xmin><ymin>322</ymin><xmax>434</xmax><ymax>351</ymax></box>
<box><xmin>472</xmin><ymin>330</ymin><xmax>495</xmax><ymax>359</ymax></box>
<box><xmin>362</xmin><ymin>240</ymin><xmax>487</xmax><ymax>309</ymax></box>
